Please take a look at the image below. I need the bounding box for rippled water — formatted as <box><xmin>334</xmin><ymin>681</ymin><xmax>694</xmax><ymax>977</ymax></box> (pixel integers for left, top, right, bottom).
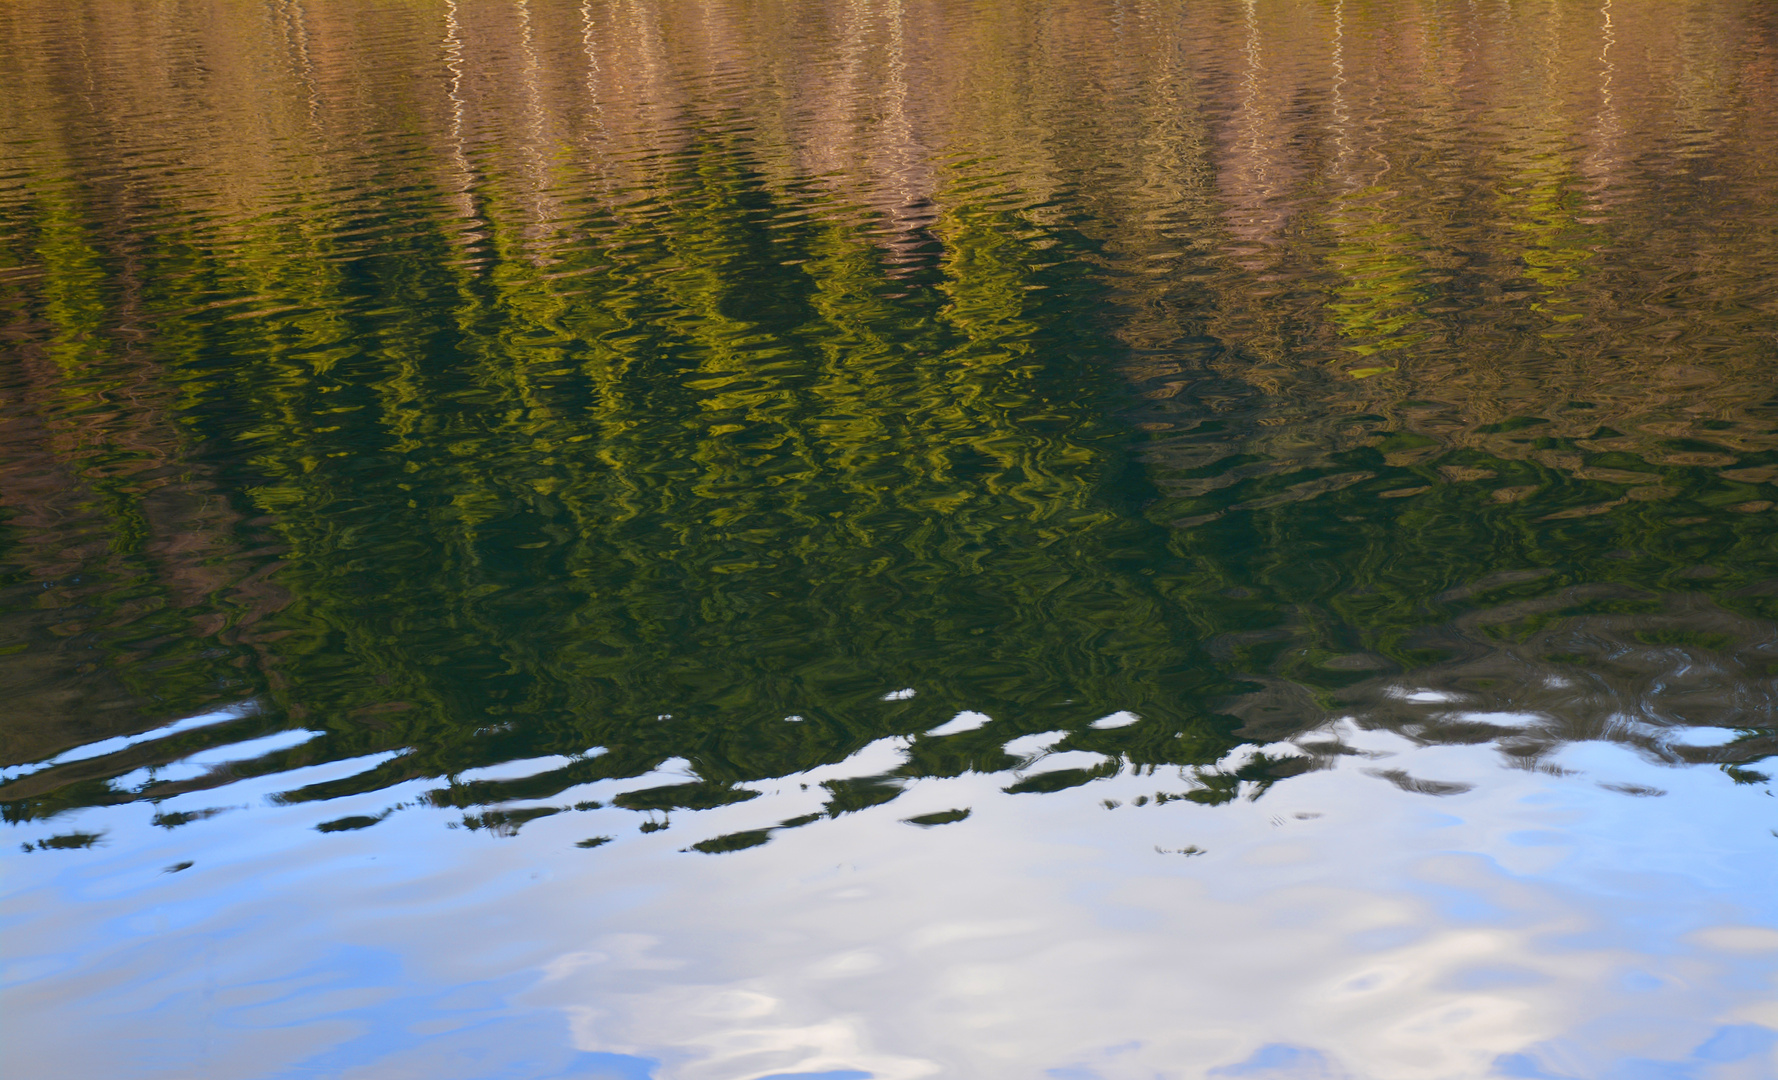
<box><xmin>3</xmin><ymin>1</ymin><xmax>1777</xmax><ymax>1077</ymax></box>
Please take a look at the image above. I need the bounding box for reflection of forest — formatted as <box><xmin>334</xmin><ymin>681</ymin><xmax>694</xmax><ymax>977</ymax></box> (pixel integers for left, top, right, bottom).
<box><xmin>1</xmin><ymin>0</ymin><xmax>1774</xmax><ymax>832</ymax></box>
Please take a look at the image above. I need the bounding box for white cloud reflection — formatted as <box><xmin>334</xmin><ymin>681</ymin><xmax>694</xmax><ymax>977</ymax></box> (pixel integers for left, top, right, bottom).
<box><xmin>509</xmin><ymin>723</ymin><xmax>1778</xmax><ymax>1080</ymax></box>
<box><xmin>3</xmin><ymin>723</ymin><xmax>1774</xmax><ymax>1080</ymax></box>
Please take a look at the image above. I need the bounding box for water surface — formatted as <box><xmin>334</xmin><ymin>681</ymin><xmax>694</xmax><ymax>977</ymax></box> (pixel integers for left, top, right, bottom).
<box><xmin>2</xmin><ymin>1</ymin><xmax>1776</xmax><ymax>1077</ymax></box>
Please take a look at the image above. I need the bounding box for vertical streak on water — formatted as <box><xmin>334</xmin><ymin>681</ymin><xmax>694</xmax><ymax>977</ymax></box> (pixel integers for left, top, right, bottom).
<box><xmin>287</xmin><ymin>0</ymin><xmax>321</xmax><ymax>130</ymax></box>
<box><xmin>1329</xmin><ymin>0</ymin><xmax>1350</xmax><ymax>186</ymax></box>
<box><xmin>1239</xmin><ymin>0</ymin><xmax>1262</xmax><ymax>185</ymax></box>
<box><xmin>828</xmin><ymin>0</ymin><xmax>871</xmax><ymax>186</ymax></box>
<box><xmin>1224</xmin><ymin>0</ymin><xmax>1275</xmax><ymax>276</ymax></box>
<box><xmin>881</xmin><ymin>0</ymin><xmax>928</xmax><ymax>255</ymax></box>
<box><xmin>71</xmin><ymin>0</ymin><xmax>97</xmax><ymax>120</ymax></box>
<box><xmin>514</xmin><ymin>0</ymin><xmax>555</xmax><ymax>252</ymax></box>
<box><xmin>440</xmin><ymin>0</ymin><xmax>484</xmax><ymax>257</ymax></box>
<box><xmin>1359</xmin><ymin>5</ymin><xmax>1390</xmax><ymax>192</ymax></box>
<box><xmin>1584</xmin><ymin>0</ymin><xmax>1621</xmax><ymax>210</ymax></box>
<box><xmin>579</xmin><ymin>0</ymin><xmax>608</xmax><ymax>190</ymax></box>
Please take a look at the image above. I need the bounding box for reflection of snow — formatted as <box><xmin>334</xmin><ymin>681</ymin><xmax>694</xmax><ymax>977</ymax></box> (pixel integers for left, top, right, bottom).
<box><xmin>455</xmin><ymin>748</ymin><xmax>603</xmax><ymax>785</ymax></box>
<box><xmin>513</xmin><ymin>728</ymin><xmax>1778</xmax><ymax>1080</ymax></box>
<box><xmin>6</xmin><ymin>712</ymin><xmax>1775</xmax><ymax>1080</ymax></box>
<box><xmin>1389</xmin><ymin>688</ymin><xmax>1461</xmax><ymax>704</ymax></box>
<box><xmin>1014</xmin><ymin>750</ymin><xmax>1110</xmax><ymax>777</ymax></box>
<box><xmin>1663</xmin><ymin>727</ymin><xmax>1745</xmax><ymax>749</ymax></box>
<box><xmin>1000</xmin><ymin>730</ymin><xmax>1067</xmax><ymax>760</ymax></box>
<box><xmin>13</xmin><ymin>614</ymin><xmax>1772</xmax><ymax>1080</ymax></box>
<box><xmin>1</xmin><ymin>701</ymin><xmax>264</xmax><ymax>785</ymax></box>
<box><xmin>925</xmin><ymin>710</ymin><xmax>992</xmax><ymax>737</ymax></box>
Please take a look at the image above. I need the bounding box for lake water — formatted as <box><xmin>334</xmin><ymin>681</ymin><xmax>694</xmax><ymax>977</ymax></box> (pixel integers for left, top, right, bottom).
<box><xmin>3</xmin><ymin>1</ymin><xmax>1777</xmax><ymax>1077</ymax></box>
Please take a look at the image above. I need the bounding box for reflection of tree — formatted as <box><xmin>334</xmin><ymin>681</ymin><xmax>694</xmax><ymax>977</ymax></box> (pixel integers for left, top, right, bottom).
<box><xmin>2</xmin><ymin>132</ymin><xmax>1251</xmax><ymax>827</ymax></box>
<box><xmin>0</xmin><ymin>165</ymin><xmax>280</xmax><ymax>765</ymax></box>
<box><xmin>2</xmin><ymin>0</ymin><xmax>1775</xmax><ymax>837</ymax></box>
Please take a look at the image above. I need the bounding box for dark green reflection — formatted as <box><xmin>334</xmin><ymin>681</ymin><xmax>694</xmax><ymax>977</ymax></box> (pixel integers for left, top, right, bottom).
<box><xmin>2</xmin><ymin>136</ymin><xmax>1251</xmax><ymax>828</ymax></box>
